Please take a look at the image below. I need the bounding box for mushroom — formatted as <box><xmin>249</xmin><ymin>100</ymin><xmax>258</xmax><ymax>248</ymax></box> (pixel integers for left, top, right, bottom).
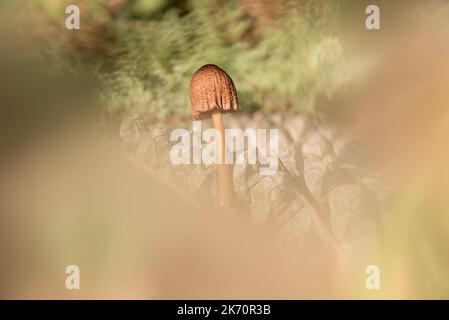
<box><xmin>189</xmin><ymin>64</ymin><xmax>239</xmax><ymax>208</ymax></box>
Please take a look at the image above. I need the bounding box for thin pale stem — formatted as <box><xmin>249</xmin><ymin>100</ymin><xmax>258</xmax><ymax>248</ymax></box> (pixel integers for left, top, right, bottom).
<box><xmin>211</xmin><ymin>111</ymin><xmax>233</xmax><ymax>208</ymax></box>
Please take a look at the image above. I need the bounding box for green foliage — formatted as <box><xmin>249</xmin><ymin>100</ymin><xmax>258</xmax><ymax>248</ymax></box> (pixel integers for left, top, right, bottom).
<box><xmin>235</xmin><ymin>4</ymin><xmax>357</xmax><ymax>113</ymax></box>
<box><xmin>22</xmin><ymin>0</ymin><xmax>362</xmax><ymax>118</ymax></box>
<box><xmin>102</xmin><ymin>0</ymin><xmax>254</xmax><ymax>118</ymax></box>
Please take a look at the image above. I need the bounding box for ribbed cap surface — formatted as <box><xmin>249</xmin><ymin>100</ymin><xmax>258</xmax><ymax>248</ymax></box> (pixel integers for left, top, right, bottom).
<box><xmin>189</xmin><ymin>64</ymin><xmax>239</xmax><ymax>120</ymax></box>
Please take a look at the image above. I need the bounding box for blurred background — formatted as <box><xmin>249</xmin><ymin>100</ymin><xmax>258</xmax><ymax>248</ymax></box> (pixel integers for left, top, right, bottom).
<box><xmin>0</xmin><ymin>0</ymin><xmax>449</xmax><ymax>299</ymax></box>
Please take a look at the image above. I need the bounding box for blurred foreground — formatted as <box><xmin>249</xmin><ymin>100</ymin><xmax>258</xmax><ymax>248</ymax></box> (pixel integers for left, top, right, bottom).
<box><xmin>1</xmin><ymin>0</ymin><xmax>449</xmax><ymax>299</ymax></box>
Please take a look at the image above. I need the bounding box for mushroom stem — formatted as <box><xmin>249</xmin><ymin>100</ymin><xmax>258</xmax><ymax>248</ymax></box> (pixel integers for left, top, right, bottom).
<box><xmin>211</xmin><ymin>110</ymin><xmax>233</xmax><ymax>208</ymax></box>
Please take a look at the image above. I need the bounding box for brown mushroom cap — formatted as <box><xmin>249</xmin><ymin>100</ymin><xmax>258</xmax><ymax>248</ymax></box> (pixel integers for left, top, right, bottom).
<box><xmin>189</xmin><ymin>64</ymin><xmax>239</xmax><ymax>120</ymax></box>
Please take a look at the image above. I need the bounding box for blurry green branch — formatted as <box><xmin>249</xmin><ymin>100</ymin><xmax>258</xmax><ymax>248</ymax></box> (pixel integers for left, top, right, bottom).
<box><xmin>10</xmin><ymin>0</ymin><xmax>362</xmax><ymax>119</ymax></box>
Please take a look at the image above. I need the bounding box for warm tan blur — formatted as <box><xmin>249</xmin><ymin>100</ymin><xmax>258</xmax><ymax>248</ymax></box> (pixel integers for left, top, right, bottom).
<box><xmin>331</xmin><ymin>3</ymin><xmax>449</xmax><ymax>298</ymax></box>
<box><xmin>0</xmin><ymin>129</ymin><xmax>338</xmax><ymax>299</ymax></box>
